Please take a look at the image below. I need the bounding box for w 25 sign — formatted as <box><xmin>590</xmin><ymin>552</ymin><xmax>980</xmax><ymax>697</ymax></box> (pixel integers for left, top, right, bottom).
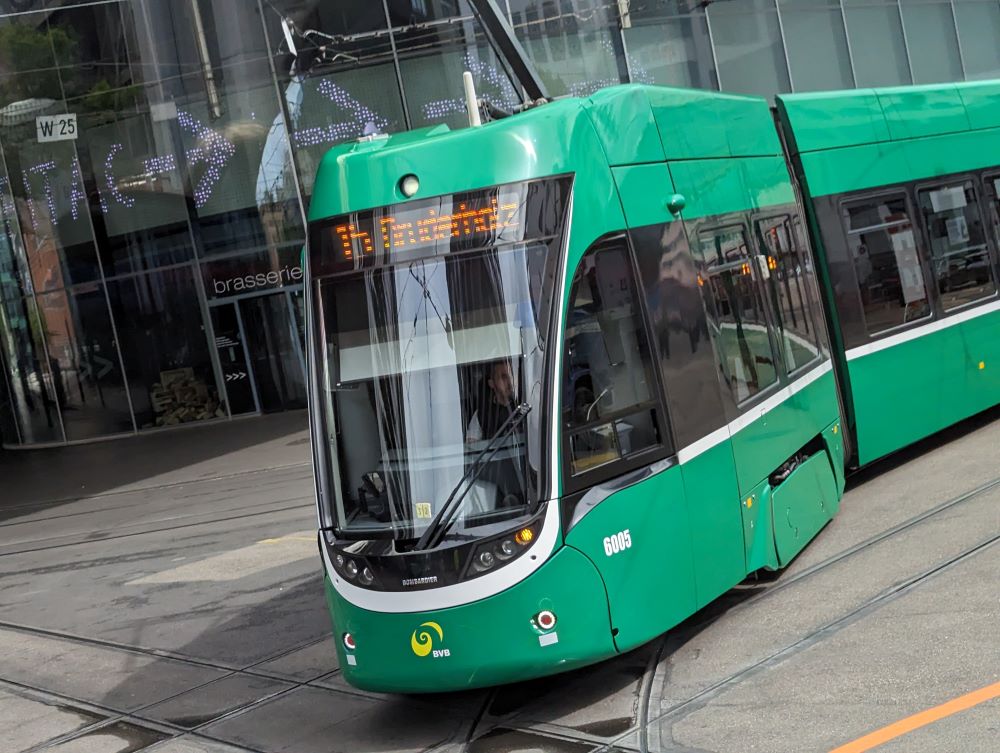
<box><xmin>36</xmin><ymin>114</ymin><xmax>78</xmax><ymax>143</ymax></box>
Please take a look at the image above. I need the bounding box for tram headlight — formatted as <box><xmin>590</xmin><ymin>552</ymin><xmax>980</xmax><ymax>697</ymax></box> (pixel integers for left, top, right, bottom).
<box><xmin>465</xmin><ymin>517</ymin><xmax>542</xmax><ymax>580</ymax></box>
<box><xmin>344</xmin><ymin>559</ymin><xmax>359</xmax><ymax>579</ymax></box>
<box><xmin>497</xmin><ymin>539</ymin><xmax>518</xmax><ymax>560</ymax></box>
<box><xmin>399</xmin><ymin>174</ymin><xmax>420</xmax><ymax>198</ymax></box>
<box><xmin>358</xmin><ymin>567</ymin><xmax>375</xmax><ymax>586</ymax></box>
<box><xmin>476</xmin><ymin>550</ymin><xmax>496</xmax><ymax>572</ymax></box>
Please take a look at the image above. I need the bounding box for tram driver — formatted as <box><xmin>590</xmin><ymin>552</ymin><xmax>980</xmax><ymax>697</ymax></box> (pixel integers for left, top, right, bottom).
<box><xmin>464</xmin><ymin>359</ymin><xmax>528</xmax><ymax>513</ymax></box>
<box><xmin>466</xmin><ymin>360</ymin><xmax>517</xmax><ymax>443</ymax></box>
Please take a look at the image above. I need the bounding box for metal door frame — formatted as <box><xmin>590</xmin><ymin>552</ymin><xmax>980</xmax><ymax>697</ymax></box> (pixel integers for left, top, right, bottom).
<box><xmin>208</xmin><ymin>298</ymin><xmax>262</xmax><ymax>416</ymax></box>
<box><xmin>283</xmin><ymin>288</ymin><xmax>307</xmax><ymax>381</ymax></box>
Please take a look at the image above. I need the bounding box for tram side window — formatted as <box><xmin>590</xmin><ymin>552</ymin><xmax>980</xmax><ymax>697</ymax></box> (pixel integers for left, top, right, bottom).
<box><xmin>842</xmin><ymin>195</ymin><xmax>930</xmax><ymax>335</ymax></box>
<box><xmin>563</xmin><ymin>243</ymin><xmax>664</xmax><ymax>477</ymax></box>
<box><xmin>917</xmin><ymin>181</ymin><xmax>997</xmax><ymax>311</ymax></box>
<box><xmin>986</xmin><ymin>175</ymin><xmax>1000</xmax><ymax>244</ymax></box>
<box><xmin>697</xmin><ymin>227</ymin><xmax>779</xmax><ymax>404</ymax></box>
<box><xmin>755</xmin><ymin>215</ymin><xmax>822</xmax><ymax>373</ymax></box>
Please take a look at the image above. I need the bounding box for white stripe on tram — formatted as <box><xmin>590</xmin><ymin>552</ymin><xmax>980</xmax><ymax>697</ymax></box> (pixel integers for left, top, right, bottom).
<box><xmin>845</xmin><ymin>299</ymin><xmax>1000</xmax><ymax>362</ymax></box>
<box><xmin>676</xmin><ymin>359</ymin><xmax>833</xmax><ymax>465</ymax></box>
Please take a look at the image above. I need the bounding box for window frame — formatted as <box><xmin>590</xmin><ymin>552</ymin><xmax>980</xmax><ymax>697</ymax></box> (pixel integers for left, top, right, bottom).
<box><xmin>914</xmin><ymin>175</ymin><xmax>1000</xmax><ymax>315</ymax></box>
<box><xmin>982</xmin><ymin>171</ymin><xmax>1000</xmax><ymax>284</ymax></box>
<box><xmin>559</xmin><ymin>233</ymin><xmax>675</xmax><ymax>495</ymax></box>
<box><xmin>752</xmin><ymin>212</ymin><xmax>825</xmax><ymax>378</ymax></box>
<box><xmin>838</xmin><ymin>188</ymin><xmax>935</xmax><ymax>339</ymax></box>
<box><xmin>695</xmin><ymin>220</ymin><xmax>785</xmax><ymax>410</ymax></box>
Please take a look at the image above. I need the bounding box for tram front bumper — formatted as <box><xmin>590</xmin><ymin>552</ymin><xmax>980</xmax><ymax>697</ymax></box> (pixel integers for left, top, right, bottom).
<box><xmin>324</xmin><ymin>545</ymin><xmax>616</xmax><ymax>693</ymax></box>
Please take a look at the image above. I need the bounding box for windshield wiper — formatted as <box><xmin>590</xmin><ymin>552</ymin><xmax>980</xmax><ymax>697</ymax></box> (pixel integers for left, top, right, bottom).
<box><xmin>413</xmin><ymin>403</ymin><xmax>532</xmax><ymax>551</ymax></box>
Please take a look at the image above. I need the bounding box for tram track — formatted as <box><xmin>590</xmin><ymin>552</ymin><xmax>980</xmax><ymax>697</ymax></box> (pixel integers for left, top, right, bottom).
<box><xmin>623</xmin><ymin>473</ymin><xmax>1000</xmax><ymax>753</ymax></box>
<box><xmin>0</xmin><ymin>497</ymin><xmax>313</xmax><ymax>558</ymax></box>
<box><xmin>632</xmin><ymin>532</ymin><xmax>1000</xmax><ymax>752</ymax></box>
<box><xmin>460</xmin><ymin>470</ymin><xmax>1000</xmax><ymax>752</ymax></box>
<box><xmin>0</xmin><ymin>621</ymin><xmax>332</xmax><ymax>753</ymax></box>
<box><xmin>0</xmin><ymin>461</ymin><xmax>312</xmax><ymax>514</ymax></box>
<box><xmin>4</xmin><ymin>446</ymin><xmax>998</xmax><ymax>752</ymax></box>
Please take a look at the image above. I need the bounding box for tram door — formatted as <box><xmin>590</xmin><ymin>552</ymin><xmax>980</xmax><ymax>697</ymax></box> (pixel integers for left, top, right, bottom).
<box><xmin>693</xmin><ymin>213</ymin><xmax>829</xmax><ymax>570</ymax></box>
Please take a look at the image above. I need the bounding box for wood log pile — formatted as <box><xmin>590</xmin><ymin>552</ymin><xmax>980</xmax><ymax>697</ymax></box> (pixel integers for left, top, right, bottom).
<box><xmin>151</xmin><ymin>367</ymin><xmax>225</xmax><ymax>426</ymax></box>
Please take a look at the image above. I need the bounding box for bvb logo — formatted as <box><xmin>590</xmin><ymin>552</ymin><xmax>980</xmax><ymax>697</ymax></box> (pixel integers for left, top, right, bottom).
<box><xmin>410</xmin><ymin>621</ymin><xmax>448</xmax><ymax>658</ymax></box>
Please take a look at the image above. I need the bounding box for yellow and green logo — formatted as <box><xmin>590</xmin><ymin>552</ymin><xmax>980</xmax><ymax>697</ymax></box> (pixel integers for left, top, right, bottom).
<box><xmin>410</xmin><ymin>621</ymin><xmax>448</xmax><ymax>658</ymax></box>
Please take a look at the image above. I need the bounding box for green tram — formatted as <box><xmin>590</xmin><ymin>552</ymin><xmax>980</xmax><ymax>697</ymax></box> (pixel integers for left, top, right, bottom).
<box><xmin>304</xmin><ymin>79</ymin><xmax>1000</xmax><ymax>693</ymax></box>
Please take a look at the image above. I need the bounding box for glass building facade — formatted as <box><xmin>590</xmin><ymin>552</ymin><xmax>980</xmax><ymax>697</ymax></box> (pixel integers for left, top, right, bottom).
<box><xmin>0</xmin><ymin>0</ymin><xmax>998</xmax><ymax>446</ymax></box>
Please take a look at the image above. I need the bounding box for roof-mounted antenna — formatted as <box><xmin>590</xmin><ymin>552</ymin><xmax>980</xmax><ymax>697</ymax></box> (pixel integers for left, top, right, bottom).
<box><xmin>468</xmin><ymin>0</ymin><xmax>549</xmax><ymax>103</ymax></box>
<box><xmin>463</xmin><ymin>71</ymin><xmax>483</xmax><ymax>127</ymax></box>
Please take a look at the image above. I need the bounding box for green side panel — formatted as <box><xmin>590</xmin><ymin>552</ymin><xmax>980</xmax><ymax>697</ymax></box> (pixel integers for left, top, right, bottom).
<box><xmin>642</xmin><ymin>87</ymin><xmax>779</xmax><ymax>160</ymax></box>
<box><xmin>823</xmin><ymin>420</ymin><xmax>847</xmax><ymax>496</ymax></box>
<box><xmin>612</xmin><ymin>163</ymin><xmax>676</xmax><ymax>228</ymax></box>
<box><xmin>771</xmin><ymin>450</ymin><xmax>838</xmax><ymax>567</ymax></box>
<box><xmin>798</xmin><ymin>127</ymin><xmax>1000</xmax><ymax>197</ymax></box>
<box><xmin>668</xmin><ymin>157</ymin><xmax>794</xmax><ymax>221</ymax></box>
<box><xmin>956</xmin><ymin>81</ymin><xmax>1000</xmax><ymax>130</ymax></box>
<box><xmin>849</xmin><ymin>335</ymin><xmax>952</xmax><ymax>465</ymax></box>
<box><xmin>729</xmin><ymin>370</ymin><xmax>839</xmax><ymax>498</ymax></box>
<box><xmin>960</xmin><ymin>309</ymin><xmax>1000</xmax><ymax>417</ymax></box>
<box><xmin>648</xmin><ymin>87</ymin><xmax>728</xmax><ymax>160</ymax></box>
<box><xmin>848</xmin><ymin>314</ymin><xmax>1000</xmax><ymax>465</ymax></box>
<box><xmin>779</xmin><ymin>79</ymin><xmax>1000</xmax><ymax>197</ymax></box>
<box><xmin>775</xmin><ymin>89</ymin><xmax>890</xmax><ymax>152</ymax></box>
<box><xmin>326</xmin><ymin>546</ymin><xmax>615</xmax><ymax>693</ymax></box>
<box><xmin>876</xmin><ymin>85</ymin><xmax>970</xmax><ymax>141</ymax></box>
<box><xmin>584</xmin><ymin>86</ymin><xmax>666</xmax><ymax>166</ymax></box>
<box><xmin>713</xmin><ymin>93</ymin><xmax>783</xmax><ymax>157</ymax></box>
<box><xmin>679</xmin><ymin>441</ymin><xmax>746</xmax><ymax>608</ymax></box>
<box><xmin>565</xmin><ymin>464</ymin><xmax>696</xmax><ymax>652</ymax></box>
<box><xmin>740</xmin><ymin>478</ymin><xmax>779</xmax><ymax>574</ymax></box>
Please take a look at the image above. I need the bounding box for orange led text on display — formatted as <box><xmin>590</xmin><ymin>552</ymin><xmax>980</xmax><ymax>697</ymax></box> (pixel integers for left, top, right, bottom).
<box><xmin>334</xmin><ymin>200</ymin><xmax>520</xmax><ymax>259</ymax></box>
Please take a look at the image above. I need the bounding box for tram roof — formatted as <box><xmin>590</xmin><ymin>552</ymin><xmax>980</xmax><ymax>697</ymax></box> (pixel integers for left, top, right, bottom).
<box><xmin>777</xmin><ymin>79</ymin><xmax>1000</xmax><ymax>155</ymax></box>
<box><xmin>307</xmin><ymin>84</ymin><xmax>781</xmax><ymax>222</ymax></box>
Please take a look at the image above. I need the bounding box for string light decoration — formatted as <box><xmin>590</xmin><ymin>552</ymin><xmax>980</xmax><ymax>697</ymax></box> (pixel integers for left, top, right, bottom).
<box><xmin>291</xmin><ymin>78</ymin><xmax>389</xmax><ymax>148</ymax></box>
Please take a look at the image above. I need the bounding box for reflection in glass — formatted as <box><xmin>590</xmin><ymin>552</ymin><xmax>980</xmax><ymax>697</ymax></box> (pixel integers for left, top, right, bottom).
<box><xmin>106</xmin><ymin>266</ymin><xmax>222</xmax><ymax>430</ymax></box>
<box><xmin>563</xmin><ymin>244</ymin><xmax>662</xmax><ymax>475</ymax></box>
<box><xmin>778</xmin><ymin>0</ymin><xmax>854</xmax><ymax>91</ymax></box>
<box><xmin>756</xmin><ymin>215</ymin><xmax>822</xmax><ymax>373</ymax></box>
<box><xmin>239</xmin><ymin>292</ymin><xmax>307</xmax><ymax>412</ymax></box>
<box><xmin>697</xmin><ymin>227</ymin><xmax>779</xmax><ymax>402</ymax></box>
<box><xmin>392</xmin><ymin>1</ymin><xmax>520</xmax><ymax>131</ymax></box>
<box><xmin>624</xmin><ymin>1</ymin><xmax>719</xmax><ymax>91</ymax></box>
<box><xmin>841</xmin><ymin>0</ymin><xmax>912</xmax><ymax>87</ymax></box>
<box><xmin>843</xmin><ymin>195</ymin><xmax>930</xmax><ymax>334</ymax></box>
<box><xmin>0</xmin><ymin>355</ymin><xmax>16</xmax><ymax>444</ymax></box>
<box><xmin>267</xmin><ymin>0</ymin><xmax>405</xmax><ymax>197</ymax></box>
<box><xmin>0</xmin><ymin>293</ymin><xmax>63</xmax><ymax>443</ymax></box>
<box><xmin>35</xmin><ymin>284</ymin><xmax>133</xmax><ymax>440</ymax></box>
<box><xmin>508</xmin><ymin>0</ymin><xmax>629</xmax><ymax>97</ymax></box>
<box><xmin>317</xmin><ymin>244</ymin><xmax>550</xmax><ymax>540</ymax></box>
<box><xmin>953</xmin><ymin>0</ymin><xmax>1000</xmax><ymax>80</ymax></box>
<box><xmin>917</xmin><ymin>182</ymin><xmax>996</xmax><ymax>311</ymax></box>
<box><xmin>897</xmin><ymin>0</ymin><xmax>963</xmax><ymax>84</ymax></box>
<box><xmin>708</xmin><ymin>0</ymin><xmax>791</xmax><ymax>98</ymax></box>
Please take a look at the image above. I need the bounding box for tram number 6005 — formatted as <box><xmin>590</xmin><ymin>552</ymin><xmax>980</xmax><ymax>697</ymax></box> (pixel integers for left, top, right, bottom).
<box><xmin>603</xmin><ymin>530</ymin><xmax>632</xmax><ymax>557</ymax></box>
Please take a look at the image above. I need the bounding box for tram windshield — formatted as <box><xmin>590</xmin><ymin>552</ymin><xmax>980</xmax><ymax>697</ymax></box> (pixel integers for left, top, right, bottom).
<box><xmin>310</xmin><ymin>178</ymin><xmax>571</xmax><ymax>542</ymax></box>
